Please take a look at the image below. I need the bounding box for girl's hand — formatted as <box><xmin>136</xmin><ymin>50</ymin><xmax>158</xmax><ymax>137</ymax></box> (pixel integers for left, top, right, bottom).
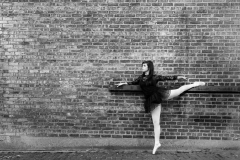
<box><xmin>177</xmin><ymin>76</ymin><xmax>188</xmax><ymax>80</ymax></box>
<box><xmin>115</xmin><ymin>82</ymin><xmax>127</xmax><ymax>87</ymax></box>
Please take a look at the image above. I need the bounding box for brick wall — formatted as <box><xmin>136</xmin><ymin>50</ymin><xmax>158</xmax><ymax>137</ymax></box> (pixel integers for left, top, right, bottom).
<box><xmin>0</xmin><ymin>0</ymin><xmax>240</xmax><ymax>142</ymax></box>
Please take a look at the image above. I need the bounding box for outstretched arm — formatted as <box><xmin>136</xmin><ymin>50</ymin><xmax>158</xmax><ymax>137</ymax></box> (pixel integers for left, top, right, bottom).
<box><xmin>115</xmin><ymin>75</ymin><xmax>141</xmax><ymax>87</ymax></box>
<box><xmin>177</xmin><ymin>76</ymin><xmax>188</xmax><ymax>80</ymax></box>
<box><xmin>155</xmin><ymin>75</ymin><xmax>188</xmax><ymax>81</ymax></box>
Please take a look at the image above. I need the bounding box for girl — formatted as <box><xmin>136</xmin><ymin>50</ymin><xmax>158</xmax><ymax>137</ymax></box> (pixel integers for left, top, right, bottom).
<box><xmin>116</xmin><ymin>60</ymin><xmax>205</xmax><ymax>154</ymax></box>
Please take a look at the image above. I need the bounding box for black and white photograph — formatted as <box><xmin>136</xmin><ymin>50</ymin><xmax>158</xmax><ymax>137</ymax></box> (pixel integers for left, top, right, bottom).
<box><xmin>0</xmin><ymin>0</ymin><xmax>239</xmax><ymax>159</ymax></box>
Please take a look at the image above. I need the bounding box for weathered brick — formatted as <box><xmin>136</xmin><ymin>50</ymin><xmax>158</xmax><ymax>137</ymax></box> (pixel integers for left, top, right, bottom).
<box><xmin>0</xmin><ymin>0</ymin><xmax>239</xmax><ymax>144</ymax></box>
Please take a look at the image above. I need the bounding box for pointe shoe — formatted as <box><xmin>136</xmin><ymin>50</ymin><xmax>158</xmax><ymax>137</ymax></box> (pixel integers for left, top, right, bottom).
<box><xmin>152</xmin><ymin>143</ymin><xmax>161</xmax><ymax>155</ymax></box>
<box><xmin>193</xmin><ymin>82</ymin><xmax>205</xmax><ymax>86</ymax></box>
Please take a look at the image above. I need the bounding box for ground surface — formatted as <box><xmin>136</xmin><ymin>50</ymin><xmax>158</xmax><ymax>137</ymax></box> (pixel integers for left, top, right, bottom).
<box><xmin>0</xmin><ymin>147</ymin><xmax>239</xmax><ymax>160</ymax></box>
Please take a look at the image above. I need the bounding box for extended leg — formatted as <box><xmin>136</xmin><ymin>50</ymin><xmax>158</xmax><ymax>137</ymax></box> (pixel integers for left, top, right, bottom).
<box><xmin>167</xmin><ymin>82</ymin><xmax>205</xmax><ymax>100</ymax></box>
<box><xmin>151</xmin><ymin>104</ymin><xmax>162</xmax><ymax>154</ymax></box>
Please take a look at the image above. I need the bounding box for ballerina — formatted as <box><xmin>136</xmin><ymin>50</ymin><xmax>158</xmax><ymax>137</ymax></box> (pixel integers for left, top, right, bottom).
<box><xmin>116</xmin><ymin>60</ymin><xmax>205</xmax><ymax>154</ymax></box>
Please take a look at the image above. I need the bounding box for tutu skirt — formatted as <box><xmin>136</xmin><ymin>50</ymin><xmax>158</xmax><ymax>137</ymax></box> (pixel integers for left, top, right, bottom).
<box><xmin>144</xmin><ymin>87</ymin><xmax>171</xmax><ymax>113</ymax></box>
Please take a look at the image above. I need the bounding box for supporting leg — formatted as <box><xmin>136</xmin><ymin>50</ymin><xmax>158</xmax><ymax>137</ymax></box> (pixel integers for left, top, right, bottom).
<box><xmin>167</xmin><ymin>82</ymin><xmax>205</xmax><ymax>100</ymax></box>
<box><xmin>151</xmin><ymin>104</ymin><xmax>162</xmax><ymax>154</ymax></box>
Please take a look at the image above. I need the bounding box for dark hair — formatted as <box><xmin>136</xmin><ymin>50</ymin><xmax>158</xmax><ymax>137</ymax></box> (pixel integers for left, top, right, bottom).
<box><xmin>142</xmin><ymin>60</ymin><xmax>155</xmax><ymax>85</ymax></box>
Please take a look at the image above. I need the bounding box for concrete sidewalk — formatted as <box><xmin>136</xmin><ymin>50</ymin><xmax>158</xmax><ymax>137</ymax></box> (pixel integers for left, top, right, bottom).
<box><xmin>0</xmin><ymin>147</ymin><xmax>239</xmax><ymax>160</ymax></box>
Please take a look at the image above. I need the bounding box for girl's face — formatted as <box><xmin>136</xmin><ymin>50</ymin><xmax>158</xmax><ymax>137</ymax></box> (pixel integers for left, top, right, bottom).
<box><xmin>142</xmin><ymin>63</ymin><xmax>149</xmax><ymax>72</ymax></box>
